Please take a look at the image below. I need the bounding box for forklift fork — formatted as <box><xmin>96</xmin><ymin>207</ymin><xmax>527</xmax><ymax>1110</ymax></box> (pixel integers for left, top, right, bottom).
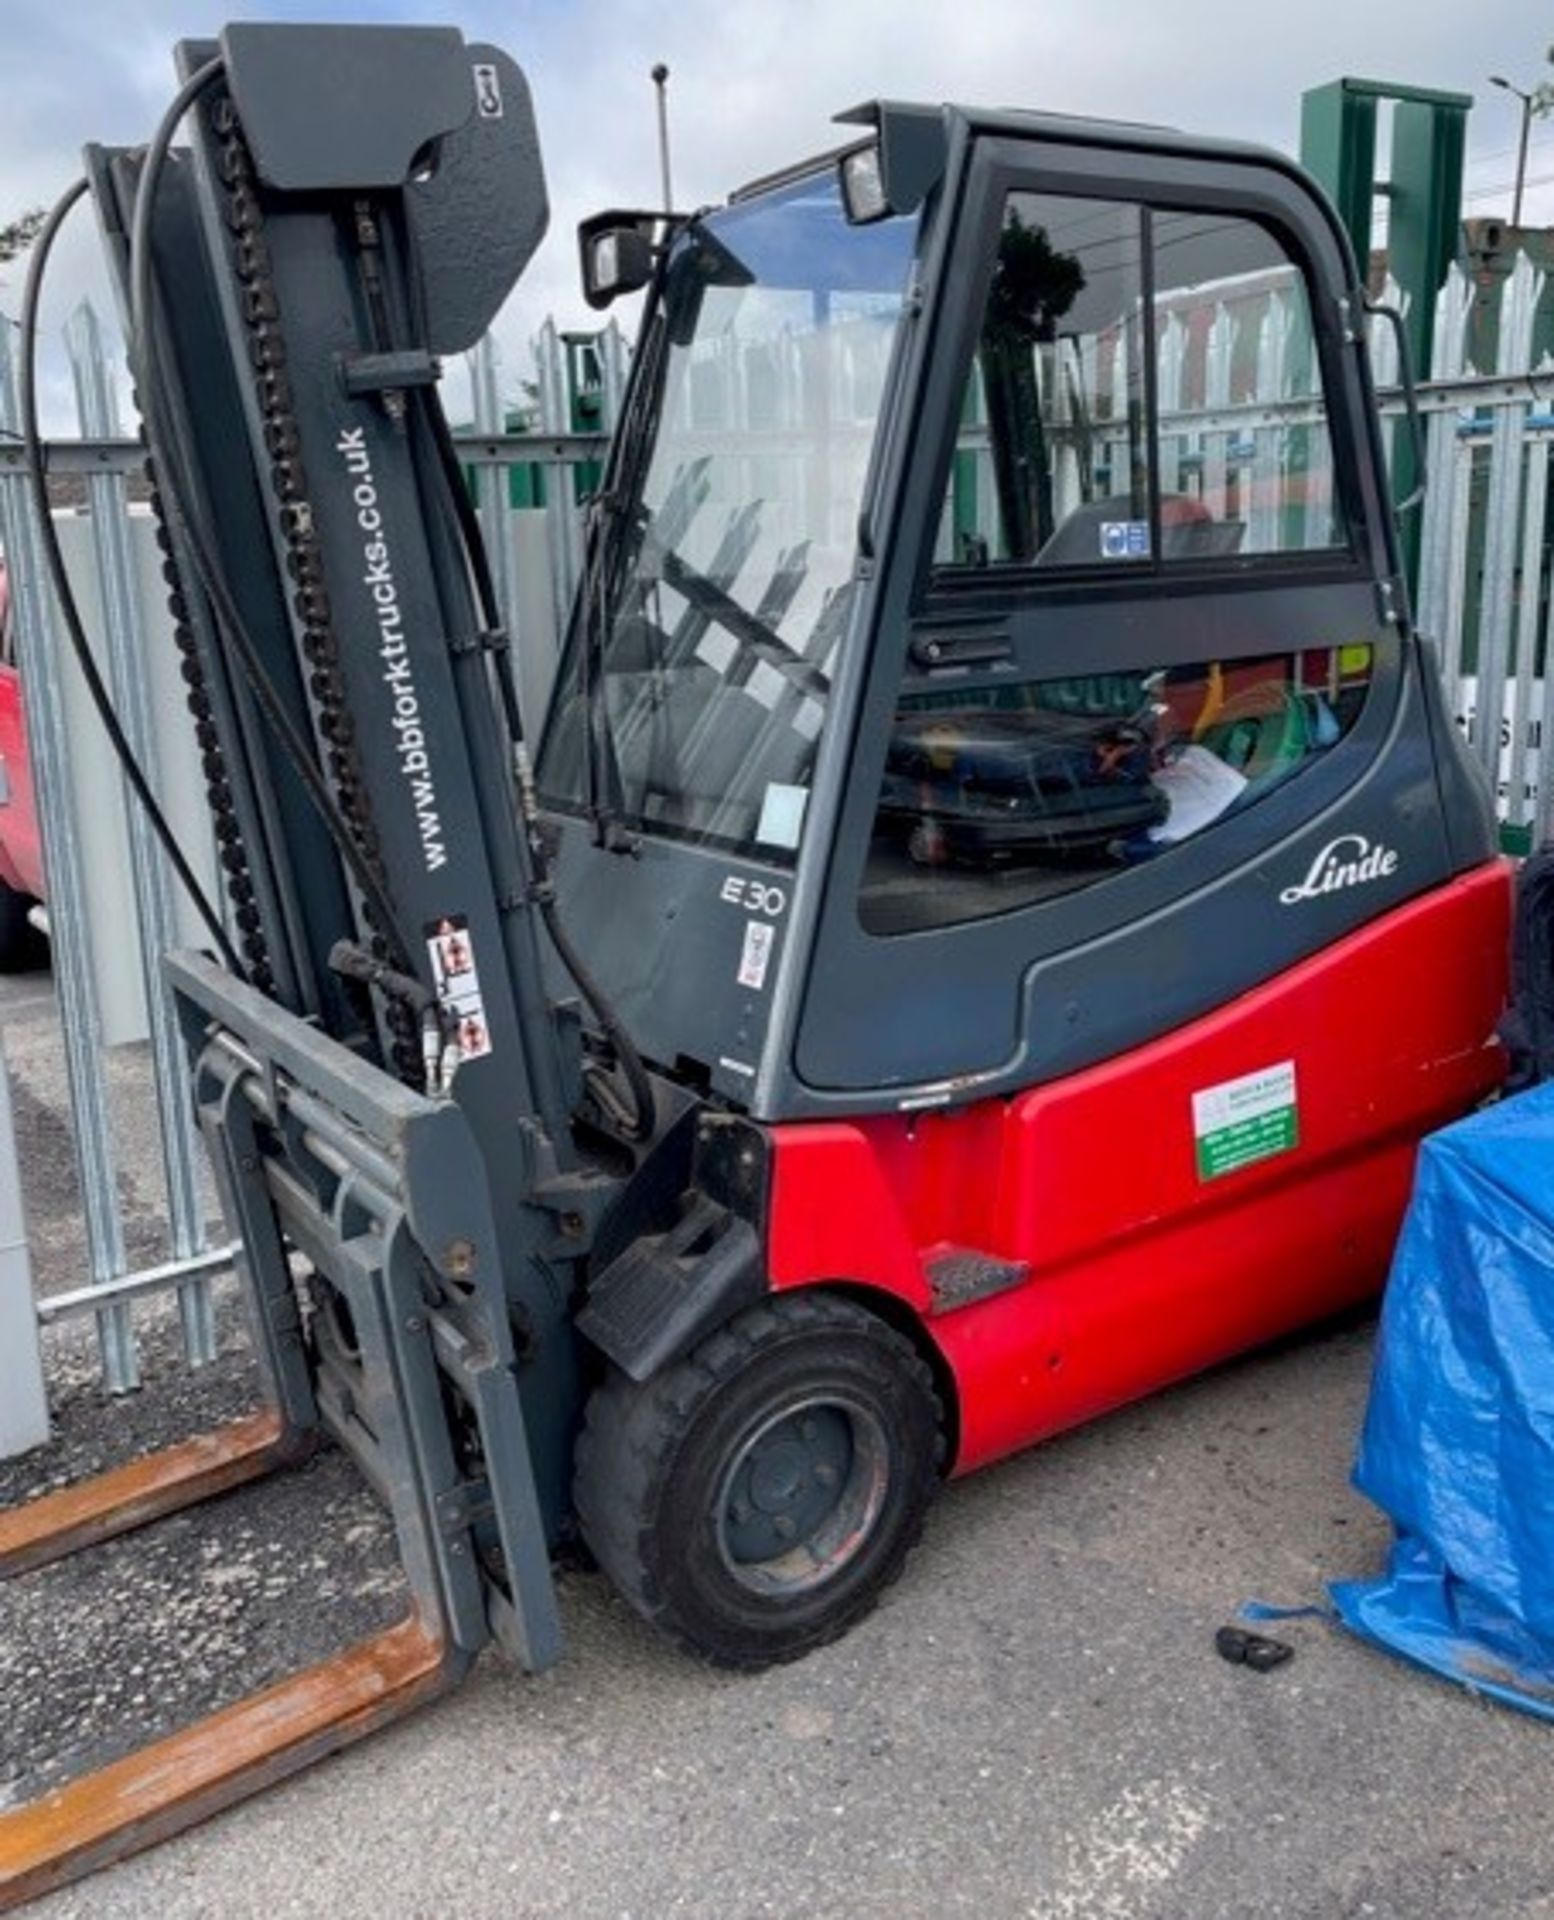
<box><xmin>0</xmin><ymin>1408</ymin><xmax>291</xmax><ymax>1582</ymax></box>
<box><xmin>0</xmin><ymin>1610</ymin><xmax>453</xmax><ymax>1910</ymax></box>
<box><xmin>0</xmin><ymin>1416</ymin><xmax>447</xmax><ymax>1911</ymax></box>
<box><xmin>0</xmin><ymin>953</ymin><xmax>561</xmax><ymax>1910</ymax></box>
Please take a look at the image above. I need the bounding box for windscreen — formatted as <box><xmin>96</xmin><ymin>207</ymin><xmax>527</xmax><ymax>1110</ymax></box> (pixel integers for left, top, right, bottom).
<box><xmin>540</xmin><ymin>166</ymin><xmax>919</xmax><ymax>864</ymax></box>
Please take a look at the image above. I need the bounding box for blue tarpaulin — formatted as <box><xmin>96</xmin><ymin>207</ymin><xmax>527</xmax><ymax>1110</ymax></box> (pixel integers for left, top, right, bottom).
<box><xmin>1332</xmin><ymin>1078</ymin><xmax>1554</xmax><ymax>1718</ymax></box>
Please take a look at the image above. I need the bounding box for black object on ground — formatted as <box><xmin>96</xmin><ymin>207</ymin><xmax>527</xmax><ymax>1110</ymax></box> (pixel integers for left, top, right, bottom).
<box><xmin>1215</xmin><ymin>1625</ymin><xmax>1295</xmax><ymax>1671</ymax></box>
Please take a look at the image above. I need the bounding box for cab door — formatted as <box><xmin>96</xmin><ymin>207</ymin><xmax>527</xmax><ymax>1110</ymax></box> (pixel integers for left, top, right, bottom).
<box><xmin>789</xmin><ymin>127</ymin><xmax>1460</xmax><ymax>1106</ymax></box>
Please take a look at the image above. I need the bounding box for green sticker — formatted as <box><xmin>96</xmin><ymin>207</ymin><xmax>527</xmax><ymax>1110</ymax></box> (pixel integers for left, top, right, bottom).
<box><xmin>1192</xmin><ymin>1061</ymin><xmax>1299</xmax><ymax>1181</ymax></box>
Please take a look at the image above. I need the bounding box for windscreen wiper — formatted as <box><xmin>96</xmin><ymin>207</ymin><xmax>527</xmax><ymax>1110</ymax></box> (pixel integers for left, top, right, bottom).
<box><xmin>570</xmin><ymin>284</ymin><xmax>684</xmax><ymax>851</ymax></box>
<box><xmin>575</xmin><ymin>493</ymin><xmax>634</xmax><ymax>848</ymax></box>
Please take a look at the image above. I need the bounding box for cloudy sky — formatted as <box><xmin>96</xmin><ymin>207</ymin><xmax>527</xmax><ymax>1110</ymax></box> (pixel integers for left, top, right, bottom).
<box><xmin>2</xmin><ymin>0</ymin><xmax>1550</xmax><ymax>425</ymax></box>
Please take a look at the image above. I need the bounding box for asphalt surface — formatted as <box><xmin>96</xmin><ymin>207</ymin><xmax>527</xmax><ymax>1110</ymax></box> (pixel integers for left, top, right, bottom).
<box><xmin>5</xmin><ymin>960</ymin><xmax>1554</xmax><ymax>1919</ymax></box>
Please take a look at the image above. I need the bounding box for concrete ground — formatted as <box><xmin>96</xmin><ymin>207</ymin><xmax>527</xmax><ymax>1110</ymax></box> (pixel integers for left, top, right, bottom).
<box><xmin>5</xmin><ymin>960</ymin><xmax>1554</xmax><ymax>1920</ymax></box>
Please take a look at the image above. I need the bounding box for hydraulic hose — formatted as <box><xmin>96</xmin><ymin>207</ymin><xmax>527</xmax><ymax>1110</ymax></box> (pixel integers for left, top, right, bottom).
<box><xmin>538</xmin><ymin>893</ymin><xmax>655</xmax><ymax>1140</ymax></box>
<box><xmin>418</xmin><ymin>378</ymin><xmax>657</xmax><ymax>1141</ymax></box>
<box><xmin>18</xmin><ymin>174</ymin><xmax>244</xmax><ymax>972</ymax></box>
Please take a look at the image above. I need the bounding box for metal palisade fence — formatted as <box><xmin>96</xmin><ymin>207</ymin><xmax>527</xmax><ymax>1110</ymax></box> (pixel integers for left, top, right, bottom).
<box><xmin>0</xmin><ymin>244</ymin><xmax>1550</xmax><ymax>1414</ymax></box>
<box><xmin>1414</xmin><ymin>254</ymin><xmax>1554</xmax><ymax>847</ymax></box>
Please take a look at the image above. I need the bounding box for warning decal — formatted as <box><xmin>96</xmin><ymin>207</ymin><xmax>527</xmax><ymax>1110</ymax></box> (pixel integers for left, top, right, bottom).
<box><xmin>737</xmin><ymin>919</ymin><xmax>774</xmax><ymax>991</ymax></box>
<box><xmin>425</xmin><ymin>913</ymin><xmax>492</xmax><ymax>1062</ymax></box>
<box><xmin>1100</xmin><ymin>519</ymin><xmax>1150</xmax><ymax>561</ymax></box>
<box><xmin>1191</xmin><ymin>1060</ymin><xmax>1298</xmax><ymax>1181</ymax></box>
<box><xmin>473</xmin><ymin>63</ymin><xmax>505</xmax><ymax>118</ymax></box>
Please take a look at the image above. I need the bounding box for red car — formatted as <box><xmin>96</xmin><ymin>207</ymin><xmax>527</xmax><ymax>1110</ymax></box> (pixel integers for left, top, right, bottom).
<box><xmin>0</xmin><ymin>562</ymin><xmax>48</xmax><ymax>968</ymax></box>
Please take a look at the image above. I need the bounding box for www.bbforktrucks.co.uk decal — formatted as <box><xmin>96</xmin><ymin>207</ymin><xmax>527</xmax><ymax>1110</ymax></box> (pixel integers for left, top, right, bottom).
<box><xmin>1192</xmin><ymin>1060</ymin><xmax>1299</xmax><ymax>1181</ymax></box>
<box><xmin>425</xmin><ymin>913</ymin><xmax>491</xmax><ymax>1061</ymax></box>
<box><xmin>1278</xmin><ymin>833</ymin><xmax>1398</xmax><ymax>905</ymax></box>
<box><xmin>335</xmin><ymin>427</ymin><xmax>447</xmax><ymax>875</ymax></box>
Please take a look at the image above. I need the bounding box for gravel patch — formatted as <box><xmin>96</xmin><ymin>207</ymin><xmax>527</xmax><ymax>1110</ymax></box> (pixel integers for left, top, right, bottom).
<box><xmin>0</xmin><ymin>965</ymin><xmax>404</xmax><ymax>1794</ymax></box>
<box><xmin>0</xmin><ymin>1448</ymin><xmax>403</xmax><ymax>1807</ymax></box>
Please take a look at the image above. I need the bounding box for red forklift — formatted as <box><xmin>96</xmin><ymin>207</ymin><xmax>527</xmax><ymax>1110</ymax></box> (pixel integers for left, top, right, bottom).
<box><xmin>0</xmin><ymin>24</ymin><xmax>1509</xmax><ymax>1905</ymax></box>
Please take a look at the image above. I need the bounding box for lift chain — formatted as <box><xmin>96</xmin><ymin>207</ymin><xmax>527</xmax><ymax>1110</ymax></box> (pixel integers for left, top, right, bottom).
<box><xmin>140</xmin><ymin>450</ymin><xmax>278</xmax><ymax>996</ymax></box>
<box><xmin>205</xmin><ymin>86</ymin><xmax>423</xmax><ymax>1087</ymax></box>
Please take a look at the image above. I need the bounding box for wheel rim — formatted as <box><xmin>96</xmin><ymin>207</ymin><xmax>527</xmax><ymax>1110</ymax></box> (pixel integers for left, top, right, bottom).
<box><xmin>713</xmin><ymin>1393</ymin><xmax>891</xmax><ymax>1597</ymax></box>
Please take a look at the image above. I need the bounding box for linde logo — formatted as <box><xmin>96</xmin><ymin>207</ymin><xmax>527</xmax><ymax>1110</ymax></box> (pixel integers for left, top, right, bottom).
<box><xmin>1278</xmin><ymin>833</ymin><xmax>1399</xmax><ymax>905</ymax></box>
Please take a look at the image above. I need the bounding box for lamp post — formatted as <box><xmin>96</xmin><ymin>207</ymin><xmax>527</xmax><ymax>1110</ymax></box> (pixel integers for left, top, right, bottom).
<box><xmin>651</xmin><ymin>64</ymin><xmax>673</xmax><ymax>215</ymax></box>
<box><xmin>1488</xmin><ymin>74</ymin><xmax>1534</xmax><ymax>228</ymax></box>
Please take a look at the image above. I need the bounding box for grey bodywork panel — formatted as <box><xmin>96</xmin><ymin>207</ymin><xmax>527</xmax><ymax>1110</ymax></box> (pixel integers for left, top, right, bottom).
<box><xmin>406</xmin><ymin>46</ymin><xmax>549</xmax><ymax>354</ymax></box>
<box><xmin>795</xmin><ymin>609</ymin><xmax>1452</xmax><ymax>1096</ymax></box>
<box><xmin>542</xmin><ymin>814</ymin><xmax>794</xmax><ymax>1103</ymax></box>
<box><xmin>220</xmin><ymin>23</ymin><xmax>473</xmax><ymax>191</ymax></box>
<box><xmin>577</xmin><ymin>1112</ymin><xmax>770</xmax><ymax>1380</ymax></box>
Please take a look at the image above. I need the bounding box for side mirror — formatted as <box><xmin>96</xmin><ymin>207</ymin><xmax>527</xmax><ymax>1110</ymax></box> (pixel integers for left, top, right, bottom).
<box><xmin>839</xmin><ymin>145</ymin><xmax>890</xmax><ymax>225</ymax></box>
<box><xmin>579</xmin><ymin>211</ymin><xmax>658</xmax><ymax>310</ymax></box>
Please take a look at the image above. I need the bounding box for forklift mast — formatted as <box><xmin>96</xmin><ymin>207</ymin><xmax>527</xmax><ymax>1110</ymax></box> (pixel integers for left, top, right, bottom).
<box><xmin>86</xmin><ymin>21</ymin><xmax>598</xmax><ymax>1529</ymax></box>
<box><xmin>0</xmin><ymin>27</ymin><xmax>1513</xmax><ymax>1908</ymax></box>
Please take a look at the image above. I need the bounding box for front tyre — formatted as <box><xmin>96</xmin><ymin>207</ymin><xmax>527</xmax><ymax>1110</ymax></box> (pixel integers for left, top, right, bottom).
<box><xmin>575</xmin><ymin>1293</ymin><xmax>943</xmax><ymax>1669</ymax></box>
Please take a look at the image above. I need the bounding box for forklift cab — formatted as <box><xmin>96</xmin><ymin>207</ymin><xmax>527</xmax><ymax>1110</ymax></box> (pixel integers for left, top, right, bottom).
<box><xmin>539</xmin><ymin>101</ymin><xmax>1496</xmax><ymax>1114</ymax></box>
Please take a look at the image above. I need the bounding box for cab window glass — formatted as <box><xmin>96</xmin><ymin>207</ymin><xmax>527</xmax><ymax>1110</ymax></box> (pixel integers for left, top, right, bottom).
<box><xmin>938</xmin><ymin>195</ymin><xmax>1147</xmax><ymax>568</ymax></box>
<box><xmin>936</xmin><ymin>197</ymin><xmax>1345</xmax><ymax>572</ymax></box>
<box><xmin>1152</xmin><ymin>211</ymin><xmax>1342</xmax><ymax>554</ymax></box>
<box><xmin>859</xmin><ymin>645</ymin><xmax>1374</xmax><ymax>935</ymax></box>
<box><xmin>537</xmin><ymin>172</ymin><xmax>919</xmax><ymax>865</ymax></box>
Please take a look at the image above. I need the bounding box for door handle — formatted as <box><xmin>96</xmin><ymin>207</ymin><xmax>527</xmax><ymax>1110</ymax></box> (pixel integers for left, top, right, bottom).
<box><xmin>909</xmin><ymin>631</ymin><xmax>1013</xmax><ymax>670</ymax></box>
